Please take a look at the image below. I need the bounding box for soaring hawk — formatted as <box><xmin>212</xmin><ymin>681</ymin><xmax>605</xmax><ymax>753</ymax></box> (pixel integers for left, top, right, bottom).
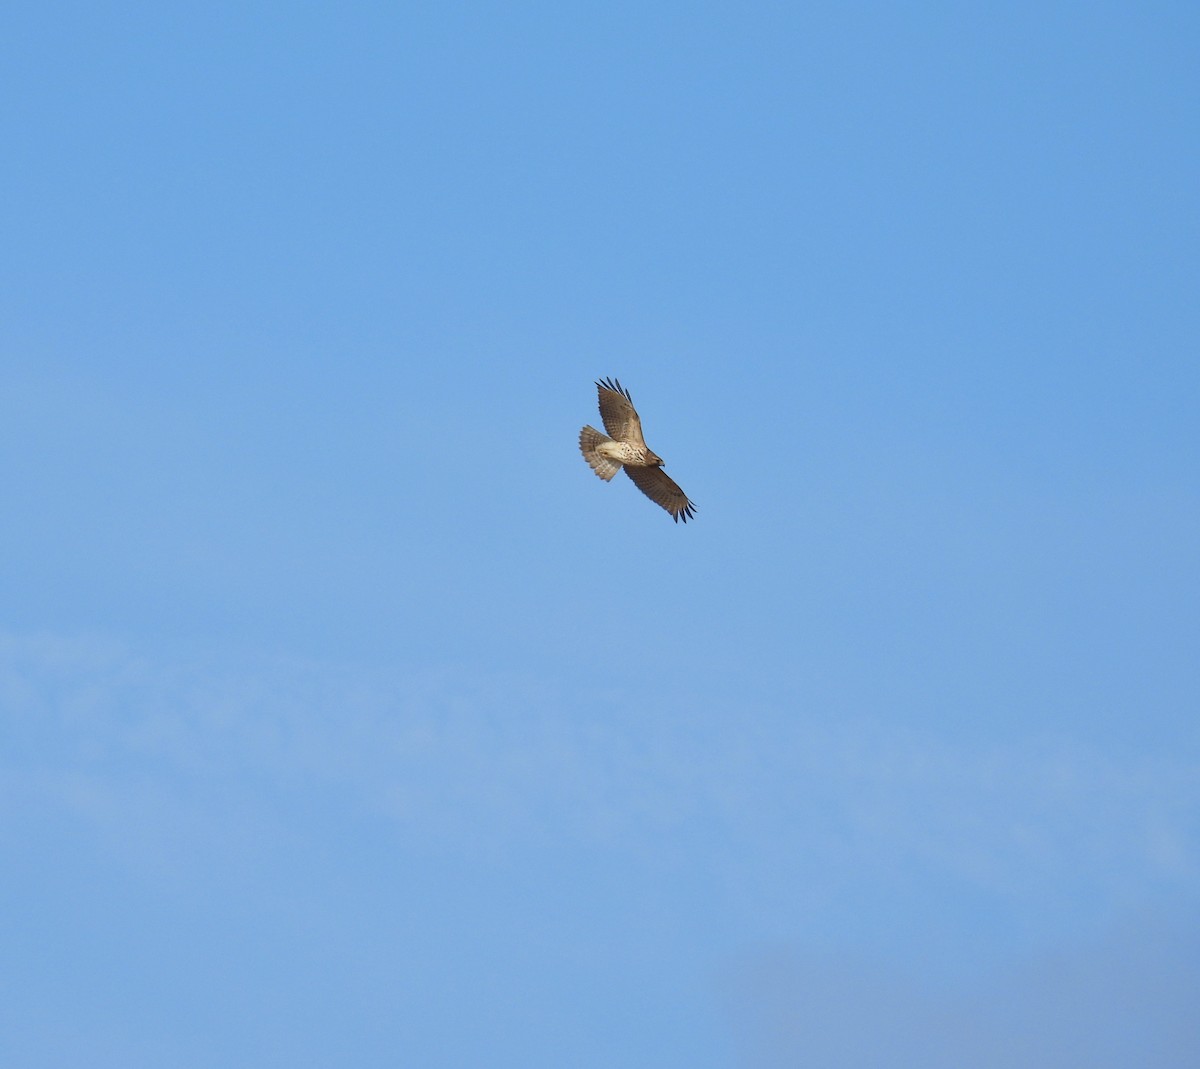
<box><xmin>579</xmin><ymin>377</ymin><xmax>697</xmax><ymax>523</ymax></box>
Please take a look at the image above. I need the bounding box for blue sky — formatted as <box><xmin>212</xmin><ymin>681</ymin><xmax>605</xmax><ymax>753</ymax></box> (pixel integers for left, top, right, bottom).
<box><xmin>3</xmin><ymin>2</ymin><xmax>1198</xmax><ymax>1065</ymax></box>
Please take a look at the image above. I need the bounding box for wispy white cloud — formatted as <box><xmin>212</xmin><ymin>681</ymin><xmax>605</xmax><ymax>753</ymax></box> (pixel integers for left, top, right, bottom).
<box><xmin>2</xmin><ymin>629</ymin><xmax>1197</xmax><ymax>919</ymax></box>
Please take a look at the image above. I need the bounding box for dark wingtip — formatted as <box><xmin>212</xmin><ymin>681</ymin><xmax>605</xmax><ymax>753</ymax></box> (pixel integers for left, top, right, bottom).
<box><xmin>596</xmin><ymin>376</ymin><xmax>632</xmax><ymax>402</ymax></box>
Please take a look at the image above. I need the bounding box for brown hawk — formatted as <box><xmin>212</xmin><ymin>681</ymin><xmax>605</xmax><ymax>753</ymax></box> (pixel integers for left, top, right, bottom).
<box><xmin>579</xmin><ymin>377</ymin><xmax>697</xmax><ymax>523</ymax></box>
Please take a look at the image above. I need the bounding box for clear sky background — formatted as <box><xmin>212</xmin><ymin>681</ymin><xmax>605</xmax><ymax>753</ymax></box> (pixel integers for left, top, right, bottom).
<box><xmin>3</xmin><ymin>2</ymin><xmax>1198</xmax><ymax>1066</ymax></box>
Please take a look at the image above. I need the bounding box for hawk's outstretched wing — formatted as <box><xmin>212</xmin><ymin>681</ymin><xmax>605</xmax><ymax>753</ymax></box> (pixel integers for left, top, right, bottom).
<box><xmin>595</xmin><ymin>378</ymin><xmax>645</xmax><ymax>447</ymax></box>
<box><xmin>623</xmin><ymin>465</ymin><xmax>697</xmax><ymax>523</ymax></box>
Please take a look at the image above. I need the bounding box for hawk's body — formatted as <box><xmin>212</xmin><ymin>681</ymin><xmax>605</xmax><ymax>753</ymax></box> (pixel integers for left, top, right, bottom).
<box><xmin>579</xmin><ymin>378</ymin><xmax>696</xmax><ymax>523</ymax></box>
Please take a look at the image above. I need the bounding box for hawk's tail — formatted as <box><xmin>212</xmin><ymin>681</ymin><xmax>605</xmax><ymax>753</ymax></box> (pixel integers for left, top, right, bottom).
<box><xmin>579</xmin><ymin>425</ymin><xmax>622</xmax><ymax>481</ymax></box>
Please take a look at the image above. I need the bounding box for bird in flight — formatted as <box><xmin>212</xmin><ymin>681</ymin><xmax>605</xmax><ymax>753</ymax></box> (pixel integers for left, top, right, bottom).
<box><xmin>579</xmin><ymin>377</ymin><xmax>697</xmax><ymax>523</ymax></box>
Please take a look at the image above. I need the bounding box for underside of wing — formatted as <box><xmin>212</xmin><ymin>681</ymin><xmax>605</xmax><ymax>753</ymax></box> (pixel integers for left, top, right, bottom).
<box><xmin>623</xmin><ymin>465</ymin><xmax>697</xmax><ymax>523</ymax></box>
<box><xmin>596</xmin><ymin>377</ymin><xmax>645</xmax><ymax>446</ymax></box>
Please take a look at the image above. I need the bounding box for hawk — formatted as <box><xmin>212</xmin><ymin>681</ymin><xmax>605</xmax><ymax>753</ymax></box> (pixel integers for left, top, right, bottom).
<box><xmin>579</xmin><ymin>377</ymin><xmax>697</xmax><ymax>523</ymax></box>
